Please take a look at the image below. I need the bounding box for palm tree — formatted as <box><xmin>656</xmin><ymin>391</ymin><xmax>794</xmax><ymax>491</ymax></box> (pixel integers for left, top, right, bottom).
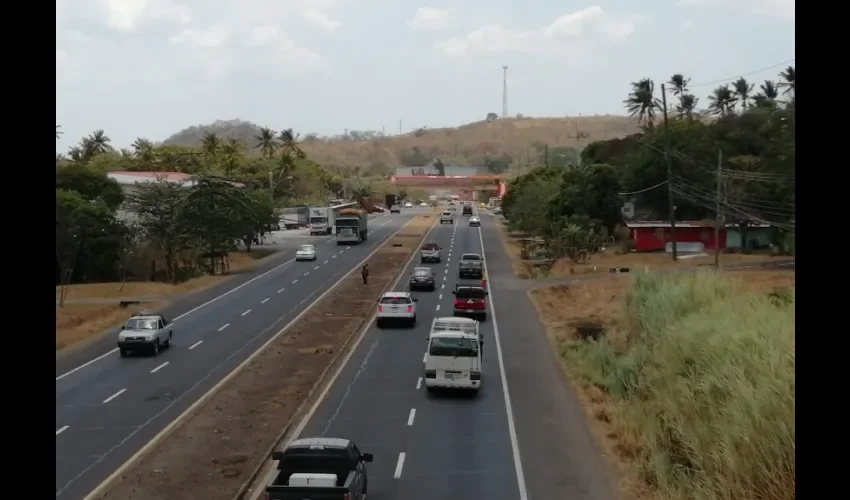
<box><xmin>752</xmin><ymin>80</ymin><xmax>780</xmax><ymax>108</ymax></box>
<box><xmin>707</xmin><ymin>85</ymin><xmax>738</xmax><ymax>116</ymax></box>
<box><xmin>255</xmin><ymin>127</ymin><xmax>278</xmax><ymax>158</ymax></box>
<box><xmin>349</xmin><ymin>181</ymin><xmax>375</xmax><ymax>207</ymax></box>
<box><xmin>219</xmin><ymin>138</ymin><xmax>243</xmax><ymax>175</ymax></box>
<box><xmin>278</xmin><ymin>129</ymin><xmax>306</xmax><ymax>159</ymax></box>
<box><xmin>132</xmin><ymin>137</ymin><xmax>156</xmax><ymax>162</ymax></box>
<box><xmin>623</xmin><ymin>78</ymin><xmax>658</xmax><ymax>127</ymax></box>
<box><xmin>56</xmin><ymin>125</ymin><xmax>63</xmax><ymax>140</ymax></box>
<box><xmin>778</xmin><ymin>65</ymin><xmax>795</xmax><ymax>96</ymax></box>
<box><xmin>676</xmin><ymin>94</ymin><xmax>699</xmax><ymax>119</ymax></box>
<box><xmin>120</xmin><ymin>148</ymin><xmax>134</xmax><ymax>158</ymax></box>
<box><xmin>201</xmin><ymin>132</ymin><xmax>221</xmax><ymax>157</ymax></box>
<box><xmin>67</xmin><ymin>146</ymin><xmax>85</xmax><ymax>162</ymax></box>
<box><xmin>731</xmin><ymin>77</ymin><xmax>754</xmax><ymax>109</ymax></box>
<box><xmin>84</xmin><ymin>129</ymin><xmax>113</xmax><ymax>157</ymax></box>
<box><xmin>667</xmin><ymin>74</ymin><xmax>692</xmax><ymax>119</ymax></box>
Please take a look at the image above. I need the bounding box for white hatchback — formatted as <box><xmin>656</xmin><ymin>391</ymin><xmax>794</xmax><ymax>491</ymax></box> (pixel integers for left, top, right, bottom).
<box><xmin>376</xmin><ymin>292</ymin><xmax>418</xmax><ymax>328</ymax></box>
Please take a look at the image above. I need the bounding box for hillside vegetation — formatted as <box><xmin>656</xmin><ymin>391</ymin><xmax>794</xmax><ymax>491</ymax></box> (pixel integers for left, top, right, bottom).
<box><xmin>163</xmin><ymin>116</ymin><xmax>642</xmax><ymax>171</ymax></box>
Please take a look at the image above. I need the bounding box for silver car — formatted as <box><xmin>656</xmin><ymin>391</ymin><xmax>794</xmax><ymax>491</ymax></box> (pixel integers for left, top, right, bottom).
<box><xmin>469</xmin><ymin>216</ymin><xmax>481</xmax><ymax>227</ymax></box>
<box><xmin>440</xmin><ymin>211</ymin><xmax>453</xmax><ymax>224</ymax></box>
<box><xmin>296</xmin><ymin>244</ymin><xmax>317</xmax><ymax>261</ymax></box>
<box><xmin>117</xmin><ymin>314</ymin><xmax>174</xmax><ymax>357</ymax></box>
<box><xmin>376</xmin><ymin>292</ymin><xmax>418</xmax><ymax>328</ymax></box>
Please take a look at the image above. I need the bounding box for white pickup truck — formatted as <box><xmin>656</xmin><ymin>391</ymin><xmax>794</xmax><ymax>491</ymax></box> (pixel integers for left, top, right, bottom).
<box><xmin>424</xmin><ymin>317</ymin><xmax>482</xmax><ymax>394</ymax></box>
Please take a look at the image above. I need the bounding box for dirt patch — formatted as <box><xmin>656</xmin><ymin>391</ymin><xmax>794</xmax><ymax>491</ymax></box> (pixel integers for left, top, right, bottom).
<box><xmin>94</xmin><ymin>215</ymin><xmax>436</xmax><ymax>500</ymax></box>
<box><xmin>527</xmin><ymin>267</ymin><xmax>796</xmax><ymax>500</ymax></box>
<box><xmin>494</xmin><ymin>221</ymin><xmax>788</xmax><ymax>279</ymax></box>
<box><xmin>55</xmin><ymin>249</ymin><xmax>276</xmax><ymax>351</ymax></box>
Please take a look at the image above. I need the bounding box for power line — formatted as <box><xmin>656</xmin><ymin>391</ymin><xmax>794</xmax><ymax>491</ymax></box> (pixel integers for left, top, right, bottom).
<box><xmin>673</xmin><ymin>181</ymin><xmax>795</xmax><ymax>219</ymax></box>
<box><xmin>672</xmin><ymin>176</ymin><xmax>794</xmax><ymax>211</ymax></box>
<box><xmin>670</xmin><ymin>185</ymin><xmax>795</xmax><ymax>231</ymax></box>
<box><xmin>685</xmin><ymin>59</ymin><xmax>796</xmax><ymax>89</ymax></box>
<box><xmin>618</xmin><ymin>180</ymin><xmax>668</xmax><ymax>196</ymax></box>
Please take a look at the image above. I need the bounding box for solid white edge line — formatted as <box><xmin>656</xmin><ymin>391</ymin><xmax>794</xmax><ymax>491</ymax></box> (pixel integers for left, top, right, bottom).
<box><xmin>150</xmin><ymin>362</ymin><xmax>169</xmax><ymax>373</ymax></box>
<box><xmin>56</xmin><ymin>255</ymin><xmax>299</xmax><ymax>381</ymax></box>
<box><xmin>478</xmin><ymin>218</ymin><xmax>529</xmax><ymax>500</ymax></box>
<box><xmin>407</xmin><ymin>408</ymin><xmax>416</xmax><ymax>426</ymax></box>
<box><xmin>56</xmin><ymin>425</ymin><xmax>70</xmax><ymax>436</ymax></box>
<box><xmin>85</xmin><ymin>213</ymin><xmax>434</xmax><ymax>500</ymax></box>
<box><xmin>393</xmin><ymin>452</ymin><xmax>406</xmax><ymax>479</ymax></box>
<box><xmin>102</xmin><ymin>388</ymin><xmax>127</xmax><ymax>404</ymax></box>
<box><xmin>245</xmin><ymin>213</ymin><xmax>441</xmax><ymax>500</ymax></box>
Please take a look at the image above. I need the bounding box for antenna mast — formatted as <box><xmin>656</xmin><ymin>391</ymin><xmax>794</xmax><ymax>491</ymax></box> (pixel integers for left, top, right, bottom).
<box><xmin>502</xmin><ymin>65</ymin><xmax>508</xmax><ymax>118</ymax></box>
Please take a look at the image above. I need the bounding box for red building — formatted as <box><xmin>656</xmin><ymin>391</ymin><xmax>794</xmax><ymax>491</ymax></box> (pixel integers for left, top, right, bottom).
<box><xmin>626</xmin><ymin>221</ymin><xmax>727</xmax><ymax>253</ymax></box>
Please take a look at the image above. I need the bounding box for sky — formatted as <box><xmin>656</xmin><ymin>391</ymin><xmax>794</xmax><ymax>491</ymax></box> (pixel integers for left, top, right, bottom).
<box><xmin>56</xmin><ymin>0</ymin><xmax>795</xmax><ymax>153</ymax></box>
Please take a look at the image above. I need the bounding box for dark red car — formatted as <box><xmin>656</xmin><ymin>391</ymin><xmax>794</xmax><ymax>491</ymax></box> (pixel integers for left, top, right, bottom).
<box><xmin>452</xmin><ymin>285</ymin><xmax>488</xmax><ymax>321</ymax></box>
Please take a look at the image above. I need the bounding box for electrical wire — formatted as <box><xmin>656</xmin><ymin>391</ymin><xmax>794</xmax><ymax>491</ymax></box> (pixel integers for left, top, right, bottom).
<box><xmin>673</xmin><ymin>182</ymin><xmax>795</xmax><ymax>219</ymax></box>
<box><xmin>670</xmin><ymin>186</ymin><xmax>795</xmax><ymax>231</ymax></box>
<box><xmin>683</xmin><ymin>59</ymin><xmax>796</xmax><ymax>89</ymax></box>
<box><xmin>618</xmin><ymin>180</ymin><xmax>668</xmax><ymax>196</ymax></box>
<box><xmin>672</xmin><ymin>176</ymin><xmax>794</xmax><ymax>211</ymax></box>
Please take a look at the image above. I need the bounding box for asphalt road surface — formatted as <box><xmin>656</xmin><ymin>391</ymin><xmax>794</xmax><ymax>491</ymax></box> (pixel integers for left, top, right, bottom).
<box><xmin>253</xmin><ymin>208</ymin><xmax>618</xmax><ymax>500</ymax></box>
<box><xmin>55</xmin><ymin>211</ymin><xmax>424</xmax><ymax>500</ymax></box>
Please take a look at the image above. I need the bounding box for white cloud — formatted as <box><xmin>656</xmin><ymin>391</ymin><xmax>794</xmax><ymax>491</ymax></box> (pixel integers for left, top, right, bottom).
<box><xmin>100</xmin><ymin>0</ymin><xmax>191</xmax><ymax>33</ymax></box>
<box><xmin>300</xmin><ymin>8</ymin><xmax>341</xmax><ymax>32</ymax></box>
<box><xmin>409</xmin><ymin>7</ymin><xmax>453</xmax><ymax>31</ymax></box>
<box><xmin>169</xmin><ymin>25</ymin><xmax>231</xmax><ymax>48</ymax></box>
<box><xmin>437</xmin><ymin>6</ymin><xmax>644</xmax><ymax>56</ymax></box>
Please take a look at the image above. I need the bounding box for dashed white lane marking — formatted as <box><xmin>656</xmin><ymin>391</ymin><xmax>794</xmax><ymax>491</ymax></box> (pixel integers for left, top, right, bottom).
<box><xmin>189</xmin><ymin>340</ymin><xmax>203</xmax><ymax>350</ymax></box>
<box><xmin>292</xmin><ymin>279</ymin><xmax>299</xmax><ymax>284</ymax></box>
<box><xmin>416</xmin><ymin>377</ymin><xmax>422</xmax><ymax>390</ymax></box>
<box><xmin>441</xmin><ymin>284</ymin><xmax>445</xmax><ymax>290</ymax></box>
<box><xmin>393</xmin><ymin>452</ymin><xmax>406</xmax><ymax>479</ymax></box>
<box><xmin>150</xmin><ymin>361</ymin><xmax>169</xmax><ymax>373</ymax></box>
<box><xmin>277</xmin><ymin>288</ymin><xmax>285</xmax><ymax>294</ymax></box>
<box><xmin>218</xmin><ymin>323</ymin><xmax>230</xmax><ymax>331</ymax></box>
<box><xmin>304</xmin><ymin>272</ymin><xmax>310</xmax><ymax>276</ymax></box>
<box><xmin>261</xmin><ymin>298</ymin><xmax>270</xmax><ymax>304</ymax></box>
<box><xmin>444</xmin><ymin>269</ymin><xmax>448</xmax><ymax>274</ymax></box>
<box><xmin>102</xmin><ymin>388</ymin><xmax>127</xmax><ymax>404</ymax></box>
<box><xmin>407</xmin><ymin>408</ymin><xmax>416</xmax><ymax>426</ymax></box>
<box><xmin>56</xmin><ymin>425</ymin><xmax>70</xmax><ymax>436</ymax></box>
<box><xmin>314</xmin><ymin>265</ymin><xmax>320</xmax><ymax>270</ymax></box>
<box><xmin>241</xmin><ymin>309</ymin><xmax>252</xmax><ymax>316</ymax></box>
<box><xmin>439</xmin><ymin>294</ymin><xmax>443</xmax><ymax>300</ymax></box>
<box><xmin>436</xmin><ymin>304</ymin><xmax>441</xmax><ymax>311</ymax></box>
<box><xmin>323</xmin><ymin>260</ymin><xmax>329</xmax><ymax>264</ymax></box>
<box><xmin>332</xmin><ymin>255</ymin><xmax>338</xmax><ymax>259</ymax></box>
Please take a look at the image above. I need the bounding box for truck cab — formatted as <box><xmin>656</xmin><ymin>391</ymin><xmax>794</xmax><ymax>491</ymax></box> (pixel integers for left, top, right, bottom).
<box><xmin>264</xmin><ymin>437</ymin><xmax>373</xmax><ymax>500</ymax></box>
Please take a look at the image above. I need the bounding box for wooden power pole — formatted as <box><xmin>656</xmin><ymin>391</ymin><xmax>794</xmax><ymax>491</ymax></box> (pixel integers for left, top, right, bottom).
<box><xmin>660</xmin><ymin>83</ymin><xmax>677</xmax><ymax>260</ymax></box>
<box><xmin>714</xmin><ymin>149</ymin><xmax>723</xmax><ymax>270</ymax></box>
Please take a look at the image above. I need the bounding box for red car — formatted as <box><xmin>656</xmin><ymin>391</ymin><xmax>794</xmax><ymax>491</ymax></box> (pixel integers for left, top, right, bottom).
<box><xmin>452</xmin><ymin>285</ymin><xmax>488</xmax><ymax>321</ymax></box>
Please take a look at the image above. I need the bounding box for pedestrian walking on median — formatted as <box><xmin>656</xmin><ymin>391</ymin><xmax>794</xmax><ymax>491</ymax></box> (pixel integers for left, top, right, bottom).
<box><xmin>361</xmin><ymin>264</ymin><xmax>370</xmax><ymax>285</ymax></box>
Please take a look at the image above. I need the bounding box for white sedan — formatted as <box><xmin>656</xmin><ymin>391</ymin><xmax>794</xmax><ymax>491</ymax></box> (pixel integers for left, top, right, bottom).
<box><xmin>469</xmin><ymin>216</ymin><xmax>481</xmax><ymax>227</ymax></box>
<box><xmin>295</xmin><ymin>244</ymin><xmax>317</xmax><ymax>261</ymax></box>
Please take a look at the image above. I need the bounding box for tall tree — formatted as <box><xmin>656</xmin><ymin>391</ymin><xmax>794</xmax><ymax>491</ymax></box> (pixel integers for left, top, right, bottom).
<box><xmin>708</xmin><ymin>85</ymin><xmax>738</xmax><ymax>116</ymax></box>
<box><xmin>732</xmin><ymin>77</ymin><xmax>754</xmax><ymax>109</ymax></box>
<box><xmin>219</xmin><ymin>138</ymin><xmax>243</xmax><ymax>176</ymax></box>
<box><xmin>255</xmin><ymin>127</ymin><xmax>278</xmax><ymax>158</ymax></box>
<box><xmin>623</xmin><ymin>78</ymin><xmax>658</xmax><ymax>127</ymax></box>
<box><xmin>201</xmin><ymin>132</ymin><xmax>221</xmax><ymax>158</ymax></box>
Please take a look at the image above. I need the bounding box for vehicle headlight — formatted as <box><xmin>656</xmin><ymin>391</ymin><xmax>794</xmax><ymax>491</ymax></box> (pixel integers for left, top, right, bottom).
<box><xmin>145</xmin><ymin>335</ymin><xmax>156</xmax><ymax>341</ymax></box>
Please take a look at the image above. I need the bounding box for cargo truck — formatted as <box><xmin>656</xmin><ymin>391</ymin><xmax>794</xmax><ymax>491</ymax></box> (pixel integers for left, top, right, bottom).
<box><xmin>280</xmin><ymin>205</ymin><xmax>310</xmax><ymax>230</ymax></box>
<box><xmin>335</xmin><ymin>208</ymin><xmax>368</xmax><ymax>245</ymax></box>
<box><xmin>309</xmin><ymin>207</ymin><xmax>335</xmax><ymax>235</ymax></box>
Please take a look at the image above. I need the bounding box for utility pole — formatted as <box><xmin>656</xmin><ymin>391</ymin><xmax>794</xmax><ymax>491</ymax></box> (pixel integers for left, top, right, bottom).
<box><xmin>399</xmin><ymin>119</ymin><xmax>402</xmax><ymax>135</ymax></box>
<box><xmin>714</xmin><ymin>149</ymin><xmax>722</xmax><ymax>270</ymax></box>
<box><xmin>660</xmin><ymin>83</ymin><xmax>677</xmax><ymax>260</ymax></box>
<box><xmin>544</xmin><ymin>144</ymin><xmax>549</xmax><ymax>168</ymax></box>
<box><xmin>269</xmin><ymin>170</ymin><xmax>275</xmax><ymax>205</ymax></box>
<box><xmin>502</xmin><ymin>66</ymin><xmax>508</xmax><ymax>119</ymax></box>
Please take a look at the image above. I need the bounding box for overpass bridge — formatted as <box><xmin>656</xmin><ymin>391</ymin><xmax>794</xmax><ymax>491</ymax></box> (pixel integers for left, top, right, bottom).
<box><xmin>390</xmin><ymin>175</ymin><xmax>508</xmax><ymax>196</ymax></box>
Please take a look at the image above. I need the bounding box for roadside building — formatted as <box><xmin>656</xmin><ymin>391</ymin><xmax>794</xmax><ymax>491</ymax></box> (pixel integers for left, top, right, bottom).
<box><xmin>625</xmin><ymin>220</ymin><xmax>778</xmax><ymax>253</ymax></box>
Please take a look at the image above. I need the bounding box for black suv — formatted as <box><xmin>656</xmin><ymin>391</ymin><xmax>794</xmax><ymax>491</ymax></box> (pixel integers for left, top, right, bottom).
<box><xmin>462</xmin><ymin>205</ymin><xmax>473</xmax><ymax>216</ymax></box>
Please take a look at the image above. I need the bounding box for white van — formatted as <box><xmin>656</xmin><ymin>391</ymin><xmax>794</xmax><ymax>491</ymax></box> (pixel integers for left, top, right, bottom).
<box><xmin>424</xmin><ymin>329</ymin><xmax>482</xmax><ymax>394</ymax></box>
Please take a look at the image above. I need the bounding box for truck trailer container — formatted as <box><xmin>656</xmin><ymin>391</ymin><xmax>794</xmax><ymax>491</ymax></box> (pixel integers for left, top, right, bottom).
<box><xmin>335</xmin><ymin>208</ymin><xmax>368</xmax><ymax>244</ymax></box>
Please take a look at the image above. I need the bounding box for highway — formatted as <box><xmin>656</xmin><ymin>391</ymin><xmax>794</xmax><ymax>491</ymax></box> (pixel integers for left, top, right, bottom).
<box><xmin>256</xmin><ymin>212</ymin><xmax>525</xmax><ymax>500</ymax></box>
<box><xmin>55</xmin><ymin>211</ymin><xmax>421</xmax><ymax>500</ymax></box>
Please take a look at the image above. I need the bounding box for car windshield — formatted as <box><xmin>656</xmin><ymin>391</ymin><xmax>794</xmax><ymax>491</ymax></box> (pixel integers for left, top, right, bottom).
<box><xmin>429</xmin><ymin>337</ymin><xmax>478</xmax><ymax>357</ymax></box>
<box><xmin>126</xmin><ymin>319</ymin><xmax>157</xmax><ymax>330</ymax></box>
<box><xmin>422</xmin><ymin>243</ymin><xmax>440</xmax><ymax>250</ymax></box>
<box><xmin>298</xmin><ymin>245</ymin><xmax>314</xmax><ymax>252</ymax></box>
<box><xmin>380</xmin><ymin>296</ymin><xmax>412</xmax><ymax>305</ymax></box>
<box><xmin>414</xmin><ymin>269</ymin><xmax>432</xmax><ymax>276</ymax></box>
<box><xmin>442</xmin><ymin>212</ymin><xmax>451</xmax><ymax>216</ymax></box>
<box><xmin>461</xmin><ymin>254</ymin><xmax>481</xmax><ymax>260</ymax></box>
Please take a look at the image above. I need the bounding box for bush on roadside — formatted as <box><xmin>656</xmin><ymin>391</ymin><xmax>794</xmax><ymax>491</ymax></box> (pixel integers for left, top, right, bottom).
<box><xmin>564</xmin><ymin>271</ymin><xmax>795</xmax><ymax>500</ymax></box>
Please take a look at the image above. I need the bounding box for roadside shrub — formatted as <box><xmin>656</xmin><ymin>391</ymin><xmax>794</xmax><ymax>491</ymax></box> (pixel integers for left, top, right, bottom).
<box><xmin>579</xmin><ymin>272</ymin><xmax>795</xmax><ymax>500</ymax></box>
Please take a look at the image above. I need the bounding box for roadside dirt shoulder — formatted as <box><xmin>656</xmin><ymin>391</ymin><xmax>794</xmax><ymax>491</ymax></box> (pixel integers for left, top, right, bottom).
<box><xmin>94</xmin><ymin>215</ymin><xmax>436</xmax><ymax>500</ymax></box>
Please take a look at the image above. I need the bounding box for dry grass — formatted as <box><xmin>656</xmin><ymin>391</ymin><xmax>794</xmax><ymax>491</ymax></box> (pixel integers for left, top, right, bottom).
<box><xmin>96</xmin><ymin>215</ymin><xmax>437</xmax><ymax>500</ymax></box>
<box><xmin>301</xmin><ymin>116</ymin><xmax>641</xmax><ymax>167</ymax></box>
<box><xmin>528</xmin><ymin>267</ymin><xmax>795</xmax><ymax>500</ymax></box>
<box><xmin>55</xmin><ymin>249</ymin><xmax>276</xmax><ymax>351</ymax></box>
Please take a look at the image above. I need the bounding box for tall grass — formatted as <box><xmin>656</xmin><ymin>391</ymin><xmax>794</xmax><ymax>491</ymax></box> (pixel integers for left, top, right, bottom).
<box><xmin>567</xmin><ymin>271</ymin><xmax>795</xmax><ymax>500</ymax></box>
